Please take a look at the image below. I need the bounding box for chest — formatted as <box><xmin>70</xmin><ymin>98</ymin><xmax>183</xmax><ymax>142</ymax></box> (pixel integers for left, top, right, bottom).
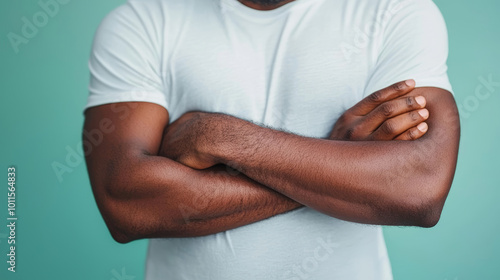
<box><xmin>164</xmin><ymin>12</ymin><xmax>372</xmax><ymax>137</ymax></box>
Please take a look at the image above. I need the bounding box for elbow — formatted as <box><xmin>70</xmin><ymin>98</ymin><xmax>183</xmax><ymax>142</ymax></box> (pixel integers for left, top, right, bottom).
<box><xmin>99</xmin><ymin>183</ymin><xmax>137</xmax><ymax>243</ymax></box>
<box><xmin>99</xmin><ymin>185</ymin><xmax>183</xmax><ymax>243</ymax></box>
<box><xmin>109</xmin><ymin>225</ymin><xmax>133</xmax><ymax>244</ymax></box>
<box><xmin>100</xmin><ymin>195</ymin><xmax>137</xmax><ymax>244</ymax></box>
<box><xmin>395</xmin><ymin>195</ymin><xmax>443</xmax><ymax>228</ymax></box>
<box><xmin>103</xmin><ymin>204</ymin><xmax>154</xmax><ymax>244</ymax></box>
<box><xmin>90</xmin><ymin>181</ymin><xmax>142</xmax><ymax>244</ymax></box>
<box><xmin>399</xmin><ymin>155</ymin><xmax>456</xmax><ymax>228</ymax></box>
<box><xmin>413</xmin><ymin>203</ymin><xmax>442</xmax><ymax>228</ymax></box>
<box><xmin>92</xmin><ymin>166</ymin><xmax>197</xmax><ymax>242</ymax></box>
<box><xmin>89</xmin><ymin>155</ymin><xmax>188</xmax><ymax>243</ymax></box>
<box><xmin>390</xmin><ymin>166</ymin><xmax>453</xmax><ymax>228</ymax></box>
<box><xmin>400</xmin><ymin>180</ymin><xmax>450</xmax><ymax>228</ymax></box>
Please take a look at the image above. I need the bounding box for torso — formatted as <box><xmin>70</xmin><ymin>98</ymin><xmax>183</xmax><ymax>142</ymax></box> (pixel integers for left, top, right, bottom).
<box><xmin>142</xmin><ymin>0</ymin><xmax>394</xmax><ymax>278</ymax></box>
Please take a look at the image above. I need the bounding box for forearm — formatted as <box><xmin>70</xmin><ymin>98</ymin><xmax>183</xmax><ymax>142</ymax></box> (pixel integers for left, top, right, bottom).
<box><xmin>215</xmin><ymin>123</ymin><xmax>424</xmax><ymax>224</ymax></box>
<box><xmin>92</xmin><ymin>152</ymin><xmax>300</xmax><ymax>242</ymax></box>
<box><xmin>208</xmin><ymin>100</ymin><xmax>458</xmax><ymax>226</ymax></box>
<box><xmin>157</xmin><ymin>87</ymin><xmax>458</xmax><ymax>227</ymax></box>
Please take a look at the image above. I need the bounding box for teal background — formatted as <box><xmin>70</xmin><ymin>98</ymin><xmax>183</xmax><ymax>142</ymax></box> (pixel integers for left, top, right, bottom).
<box><xmin>0</xmin><ymin>0</ymin><xmax>498</xmax><ymax>279</ymax></box>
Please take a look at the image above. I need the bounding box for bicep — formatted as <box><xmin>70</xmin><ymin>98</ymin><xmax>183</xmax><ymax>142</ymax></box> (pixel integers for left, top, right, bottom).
<box><xmin>83</xmin><ymin>102</ymin><xmax>169</xmax><ymax>194</ymax></box>
<box><xmin>411</xmin><ymin>87</ymin><xmax>459</xmax><ymax>143</ymax></box>
<box><xmin>407</xmin><ymin>87</ymin><xmax>460</xmax><ymax>197</ymax></box>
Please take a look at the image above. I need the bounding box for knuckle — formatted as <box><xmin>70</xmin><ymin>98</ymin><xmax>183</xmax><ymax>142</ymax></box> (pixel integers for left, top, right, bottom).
<box><xmin>381</xmin><ymin>120</ymin><xmax>397</xmax><ymax>135</ymax></box>
<box><xmin>408</xmin><ymin>128</ymin><xmax>419</xmax><ymax>140</ymax></box>
<box><xmin>344</xmin><ymin>128</ymin><xmax>355</xmax><ymax>140</ymax></box>
<box><xmin>380</xmin><ymin>103</ymin><xmax>394</xmax><ymax>117</ymax></box>
<box><xmin>344</xmin><ymin>124</ymin><xmax>362</xmax><ymax>140</ymax></box>
<box><xmin>409</xmin><ymin>111</ymin><xmax>420</xmax><ymax>122</ymax></box>
<box><xmin>406</xmin><ymin>97</ymin><xmax>415</xmax><ymax>107</ymax></box>
<box><xmin>369</xmin><ymin>91</ymin><xmax>383</xmax><ymax>103</ymax></box>
<box><xmin>392</xmin><ymin>81</ymin><xmax>406</xmax><ymax>91</ymax></box>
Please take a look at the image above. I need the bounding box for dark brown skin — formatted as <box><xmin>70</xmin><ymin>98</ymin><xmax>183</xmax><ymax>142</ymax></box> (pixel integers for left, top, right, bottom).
<box><xmin>329</xmin><ymin>80</ymin><xmax>429</xmax><ymax>141</ymax></box>
<box><xmin>162</xmin><ymin>83</ymin><xmax>460</xmax><ymax>228</ymax></box>
<box><xmin>83</xmin><ymin>103</ymin><xmax>300</xmax><ymax>242</ymax></box>
<box><xmin>239</xmin><ymin>0</ymin><xmax>296</xmax><ymax>10</ymax></box>
<box><xmin>83</xmin><ymin>79</ymin><xmax>459</xmax><ymax>243</ymax></box>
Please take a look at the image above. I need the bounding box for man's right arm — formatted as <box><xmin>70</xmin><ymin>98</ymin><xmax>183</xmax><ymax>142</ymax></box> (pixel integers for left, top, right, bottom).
<box><xmin>83</xmin><ymin>102</ymin><xmax>301</xmax><ymax>243</ymax></box>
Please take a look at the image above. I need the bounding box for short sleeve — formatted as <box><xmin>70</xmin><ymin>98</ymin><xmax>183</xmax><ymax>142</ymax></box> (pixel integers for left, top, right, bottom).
<box><xmin>85</xmin><ymin>3</ymin><xmax>168</xmax><ymax>112</ymax></box>
<box><xmin>364</xmin><ymin>0</ymin><xmax>453</xmax><ymax>97</ymax></box>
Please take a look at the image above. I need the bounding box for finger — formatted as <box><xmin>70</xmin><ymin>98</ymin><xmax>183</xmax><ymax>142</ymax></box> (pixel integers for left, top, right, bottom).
<box><xmin>349</xmin><ymin>79</ymin><xmax>416</xmax><ymax>116</ymax></box>
<box><xmin>394</xmin><ymin>122</ymin><xmax>428</xmax><ymax>141</ymax></box>
<box><xmin>371</xmin><ymin>108</ymin><xmax>429</xmax><ymax>140</ymax></box>
<box><xmin>361</xmin><ymin>95</ymin><xmax>426</xmax><ymax>132</ymax></box>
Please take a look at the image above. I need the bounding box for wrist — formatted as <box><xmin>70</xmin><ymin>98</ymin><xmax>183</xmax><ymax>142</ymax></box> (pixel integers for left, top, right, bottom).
<box><xmin>199</xmin><ymin>113</ymin><xmax>236</xmax><ymax>165</ymax></box>
<box><xmin>204</xmin><ymin>113</ymin><xmax>254</xmax><ymax>166</ymax></box>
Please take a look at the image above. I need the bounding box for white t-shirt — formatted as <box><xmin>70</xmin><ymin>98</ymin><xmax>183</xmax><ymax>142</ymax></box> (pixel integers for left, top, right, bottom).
<box><xmin>86</xmin><ymin>0</ymin><xmax>452</xmax><ymax>279</ymax></box>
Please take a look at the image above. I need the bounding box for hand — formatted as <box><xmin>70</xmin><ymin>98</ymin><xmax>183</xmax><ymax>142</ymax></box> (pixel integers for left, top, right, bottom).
<box><xmin>159</xmin><ymin>112</ymin><xmax>220</xmax><ymax>169</ymax></box>
<box><xmin>329</xmin><ymin>80</ymin><xmax>429</xmax><ymax>141</ymax></box>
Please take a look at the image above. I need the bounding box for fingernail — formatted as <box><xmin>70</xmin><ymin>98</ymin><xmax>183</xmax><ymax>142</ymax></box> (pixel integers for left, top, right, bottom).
<box><xmin>415</xmin><ymin>96</ymin><xmax>426</xmax><ymax>106</ymax></box>
<box><xmin>418</xmin><ymin>109</ymin><xmax>429</xmax><ymax>118</ymax></box>
<box><xmin>405</xmin><ymin>79</ymin><xmax>415</xmax><ymax>87</ymax></box>
<box><xmin>417</xmin><ymin>122</ymin><xmax>428</xmax><ymax>132</ymax></box>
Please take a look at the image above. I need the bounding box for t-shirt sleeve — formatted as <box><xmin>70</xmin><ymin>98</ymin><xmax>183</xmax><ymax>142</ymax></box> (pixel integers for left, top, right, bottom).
<box><xmin>84</xmin><ymin>3</ymin><xmax>168</xmax><ymax>112</ymax></box>
<box><xmin>364</xmin><ymin>0</ymin><xmax>453</xmax><ymax>97</ymax></box>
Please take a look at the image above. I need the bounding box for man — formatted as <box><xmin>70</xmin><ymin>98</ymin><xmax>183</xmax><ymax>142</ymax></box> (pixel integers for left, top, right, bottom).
<box><xmin>83</xmin><ymin>0</ymin><xmax>460</xmax><ymax>279</ymax></box>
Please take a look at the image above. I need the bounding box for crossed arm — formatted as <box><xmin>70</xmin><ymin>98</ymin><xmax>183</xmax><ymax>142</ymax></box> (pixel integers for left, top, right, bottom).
<box><xmin>84</xmin><ymin>103</ymin><xmax>300</xmax><ymax>242</ymax></box>
<box><xmin>83</xmin><ymin>80</ymin><xmax>460</xmax><ymax>243</ymax></box>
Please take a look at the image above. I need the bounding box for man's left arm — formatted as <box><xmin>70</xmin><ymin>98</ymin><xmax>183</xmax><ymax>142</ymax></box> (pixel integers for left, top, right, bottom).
<box><xmin>163</xmin><ymin>86</ymin><xmax>459</xmax><ymax>227</ymax></box>
<box><xmin>203</xmin><ymin>0</ymin><xmax>460</xmax><ymax>227</ymax></box>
